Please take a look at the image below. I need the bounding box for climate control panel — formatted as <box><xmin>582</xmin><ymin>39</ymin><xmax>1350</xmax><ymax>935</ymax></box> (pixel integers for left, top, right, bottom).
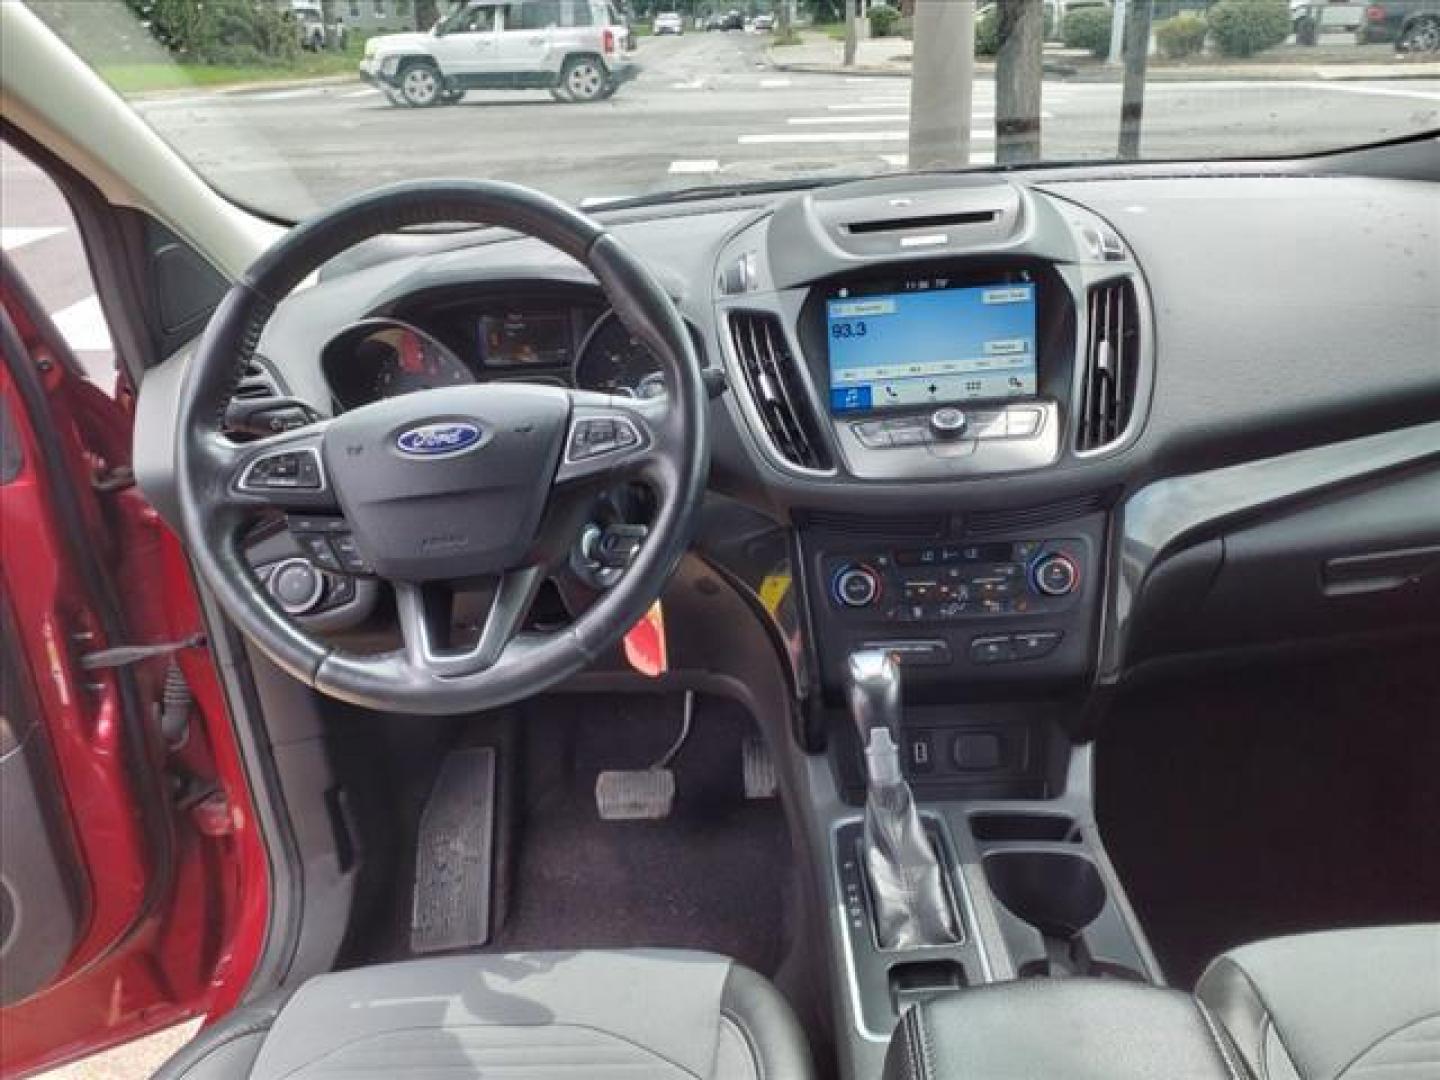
<box><xmin>824</xmin><ymin>538</ymin><xmax>1085</xmax><ymax>624</ymax></box>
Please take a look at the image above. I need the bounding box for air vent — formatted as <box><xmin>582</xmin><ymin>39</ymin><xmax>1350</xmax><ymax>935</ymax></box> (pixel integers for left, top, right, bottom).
<box><xmin>1076</xmin><ymin>278</ymin><xmax>1141</xmax><ymax>453</ymax></box>
<box><xmin>799</xmin><ymin>511</ymin><xmax>945</xmax><ymax>538</ymax></box>
<box><xmin>728</xmin><ymin>311</ymin><xmax>831</xmax><ymax>471</ymax></box>
<box><xmin>965</xmin><ymin>492</ymin><xmax>1111</xmax><ymax>536</ymax></box>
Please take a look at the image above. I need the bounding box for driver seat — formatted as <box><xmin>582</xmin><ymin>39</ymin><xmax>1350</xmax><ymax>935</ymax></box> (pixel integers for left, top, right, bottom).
<box><xmin>154</xmin><ymin>949</ymin><xmax>814</xmax><ymax>1080</ymax></box>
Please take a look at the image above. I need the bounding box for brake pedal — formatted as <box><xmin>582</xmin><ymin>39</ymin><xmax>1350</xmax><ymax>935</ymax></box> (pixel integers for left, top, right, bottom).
<box><xmin>410</xmin><ymin>746</ymin><xmax>496</xmax><ymax>954</ymax></box>
<box><xmin>743</xmin><ymin>736</ymin><xmax>778</xmax><ymax>799</ymax></box>
<box><xmin>595</xmin><ymin>691</ymin><xmax>692</xmax><ymax>821</ymax></box>
<box><xmin>595</xmin><ymin>767</ymin><xmax>677</xmax><ymax>821</ymax></box>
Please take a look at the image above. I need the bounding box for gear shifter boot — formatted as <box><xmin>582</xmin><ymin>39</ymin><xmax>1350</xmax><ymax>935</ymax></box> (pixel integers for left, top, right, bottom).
<box><xmin>863</xmin><ymin>771</ymin><xmax>960</xmax><ymax>949</ymax></box>
<box><xmin>848</xmin><ymin>650</ymin><xmax>959</xmax><ymax>950</ymax></box>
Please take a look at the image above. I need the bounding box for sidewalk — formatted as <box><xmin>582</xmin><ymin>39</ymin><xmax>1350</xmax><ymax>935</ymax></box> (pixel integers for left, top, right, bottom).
<box><xmin>768</xmin><ymin>29</ymin><xmax>1440</xmax><ymax>81</ymax></box>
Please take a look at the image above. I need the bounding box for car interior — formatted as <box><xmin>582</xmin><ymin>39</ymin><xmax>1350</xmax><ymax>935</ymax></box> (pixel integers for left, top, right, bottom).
<box><xmin>1</xmin><ymin>3</ymin><xmax>1438</xmax><ymax>1079</ymax></box>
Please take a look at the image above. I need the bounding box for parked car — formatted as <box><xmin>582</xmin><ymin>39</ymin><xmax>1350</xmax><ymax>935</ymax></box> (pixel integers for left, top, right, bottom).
<box><xmin>653</xmin><ymin>11</ymin><xmax>684</xmax><ymax>34</ymax></box>
<box><xmin>720</xmin><ymin>8</ymin><xmax>745</xmax><ymax>29</ymax></box>
<box><xmin>1290</xmin><ymin>0</ymin><xmax>1365</xmax><ymax>45</ymax></box>
<box><xmin>752</xmin><ymin>11</ymin><xmax>775</xmax><ymax>30</ymax></box>
<box><xmin>360</xmin><ymin>0</ymin><xmax>639</xmax><ymax>106</ymax></box>
<box><xmin>1359</xmin><ymin>0</ymin><xmax>1440</xmax><ymax>50</ymax></box>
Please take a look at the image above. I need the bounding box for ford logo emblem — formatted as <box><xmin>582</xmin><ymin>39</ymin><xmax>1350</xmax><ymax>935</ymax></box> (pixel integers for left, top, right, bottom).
<box><xmin>395</xmin><ymin>421</ymin><xmax>482</xmax><ymax>458</ymax></box>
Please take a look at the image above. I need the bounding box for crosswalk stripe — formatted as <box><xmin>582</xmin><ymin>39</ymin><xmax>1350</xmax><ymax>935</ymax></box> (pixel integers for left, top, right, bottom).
<box><xmin>668</xmin><ymin>159</ymin><xmax>721</xmax><ymax>174</ymax></box>
<box><xmin>0</xmin><ymin>226</ymin><xmax>64</xmax><ymax>252</ymax></box>
<box><xmin>740</xmin><ymin>129</ymin><xmax>995</xmax><ymax>144</ymax></box>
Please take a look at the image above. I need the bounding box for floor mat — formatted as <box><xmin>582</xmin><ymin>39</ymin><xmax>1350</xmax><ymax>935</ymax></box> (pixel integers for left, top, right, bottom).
<box><xmin>490</xmin><ymin>694</ymin><xmax>792</xmax><ymax>977</ymax></box>
<box><xmin>1096</xmin><ymin>641</ymin><xmax>1440</xmax><ymax>989</ymax></box>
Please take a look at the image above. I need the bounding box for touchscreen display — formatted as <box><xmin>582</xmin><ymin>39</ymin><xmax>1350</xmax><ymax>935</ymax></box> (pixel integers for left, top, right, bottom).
<box><xmin>826</xmin><ymin>280</ymin><xmax>1037</xmax><ymax>413</ymax></box>
<box><xmin>478</xmin><ymin>309</ymin><xmax>572</xmax><ymax>367</ymax></box>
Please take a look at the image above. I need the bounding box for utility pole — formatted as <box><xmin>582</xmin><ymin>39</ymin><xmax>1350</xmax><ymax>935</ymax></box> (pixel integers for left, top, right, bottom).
<box><xmin>843</xmin><ymin>0</ymin><xmax>857</xmax><ymax>66</ymax></box>
<box><xmin>907</xmin><ymin>0</ymin><xmax>974</xmax><ymax>170</ymax></box>
<box><xmin>1117</xmin><ymin>0</ymin><xmax>1152</xmax><ymax>158</ymax></box>
<box><xmin>995</xmin><ymin>0</ymin><xmax>1043</xmax><ymax>164</ymax></box>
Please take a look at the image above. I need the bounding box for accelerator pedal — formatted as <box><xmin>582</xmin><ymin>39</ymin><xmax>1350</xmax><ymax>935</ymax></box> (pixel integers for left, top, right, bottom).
<box><xmin>410</xmin><ymin>746</ymin><xmax>496</xmax><ymax>954</ymax></box>
<box><xmin>742</xmin><ymin>736</ymin><xmax>778</xmax><ymax>800</ymax></box>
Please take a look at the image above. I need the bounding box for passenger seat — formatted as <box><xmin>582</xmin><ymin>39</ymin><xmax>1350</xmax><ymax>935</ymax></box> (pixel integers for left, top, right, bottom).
<box><xmin>1197</xmin><ymin>924</ymin><xmax>1440</xmax><ymax>1080</ymax></box>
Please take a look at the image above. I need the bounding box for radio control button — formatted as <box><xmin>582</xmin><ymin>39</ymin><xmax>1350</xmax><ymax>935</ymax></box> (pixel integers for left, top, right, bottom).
<box><xmin>929</xmin><ymin>407</ymin><xmax>967</xmax><ymax>439</ymax></box>
<box><xmin>968</xmin><ymin>411</ymin><xmax>1007</xmax><ymax>439</ymax></box>
<box><xmin>889</xmin><ymin>426</ymin><xmax>928</xmax><ymax>447</ymax></box>
<box><xmin>1007</xmin><ymin>408</ymin><xmax>1043</xmax><ymax>437</ymax></box>
<box><xmin>851</xmin><ymin>421</ymin><xmax>891</xmax><ymax>448</ymax></box>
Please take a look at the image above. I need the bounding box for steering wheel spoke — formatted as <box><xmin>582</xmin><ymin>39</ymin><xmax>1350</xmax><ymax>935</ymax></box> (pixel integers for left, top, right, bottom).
<box><xmin>394</xmin><ymin>567</ymin><xmax>545</xmax><ymax>679</ymax></box>
<box><xmin>553</xmin><ymin>390</ymin><xmax>670</xmax><ymax>489</ymax></box>
<box><xmin>220</xmin><ymin>423</ymin><xmax>339</xmax><ymax>514</ymax></box>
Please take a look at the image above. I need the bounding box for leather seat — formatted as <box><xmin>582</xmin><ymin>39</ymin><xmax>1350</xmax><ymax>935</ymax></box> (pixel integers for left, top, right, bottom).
<box><xmin>1196</xmin><ymin>924</ymin><xmax>1440</xmax><ymax>1080</ymax></box>
<box><xmin>155</xmin><ymin>949</ymin><xmax>814</xmax><ymax>1080</ymax></box>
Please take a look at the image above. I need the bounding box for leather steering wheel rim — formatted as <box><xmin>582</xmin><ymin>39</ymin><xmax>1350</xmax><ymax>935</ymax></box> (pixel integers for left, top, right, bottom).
<box><xmin>175</xmin><ymin>180</ymin><xmax>708</xmax><ymax>715</ymax></box>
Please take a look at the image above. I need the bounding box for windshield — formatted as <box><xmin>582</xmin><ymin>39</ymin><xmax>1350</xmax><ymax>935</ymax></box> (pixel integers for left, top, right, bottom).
<box><xmin>25</xmin><ymin>0</ymin><xmax>1440</xmax><ymax>221</ymax></box>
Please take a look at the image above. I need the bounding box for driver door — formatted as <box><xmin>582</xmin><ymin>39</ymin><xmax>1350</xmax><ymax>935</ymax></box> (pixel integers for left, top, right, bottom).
<box><xmin>431</xmin><ymin>1</ymin><xmax>502</xmax><ymax>79</ymax></box>
<box><xmin>0</xmin><ymin>145</ymin><xmax>262</xmax><ymax>1076</ymax></box>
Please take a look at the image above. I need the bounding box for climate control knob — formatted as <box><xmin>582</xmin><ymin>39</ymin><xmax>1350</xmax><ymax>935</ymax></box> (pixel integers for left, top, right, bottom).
<box><xmin>1031</xmin><ymin>553</ymin><xmax>1080</xmax><ymax>598</ymax></box>
<box><xmin>833</xmin><ymin>564</ymin><xmax>882</xmax><ymax>608</ymax></box>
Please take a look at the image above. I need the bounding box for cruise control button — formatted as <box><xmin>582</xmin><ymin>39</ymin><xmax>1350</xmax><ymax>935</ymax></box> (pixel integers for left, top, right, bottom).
<box><xmin>969</xmin><ymin>635</ymin><xmax>1015</xmax><ymax>664</ymax></box>
<box><xmin>330</xmin><ymin>533</ymin><xmax>371</xmax><ymax>574</ymax></box>
<box><xmin>296</xmin><ymin>534</ymin><xmax>342</xmax><ymax>572</ymax></box>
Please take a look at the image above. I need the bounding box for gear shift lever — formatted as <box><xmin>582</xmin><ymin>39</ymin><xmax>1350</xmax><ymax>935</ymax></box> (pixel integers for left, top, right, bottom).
<box><xmin>848</xmin><ymin>650</ymin><xmax>959</xmax><ymax>949</ymax></box>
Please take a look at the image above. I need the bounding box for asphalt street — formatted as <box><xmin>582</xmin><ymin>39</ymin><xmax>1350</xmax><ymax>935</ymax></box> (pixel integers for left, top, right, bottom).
<box><xmin>4</xmin><ymin>30</ymin><xmax>1437</xmax><ymax>387</ymax></box>
<box><xmin>126</xmin><ymin>31</ymin><xmax>1440</xmax><ymax>214</ymax></box>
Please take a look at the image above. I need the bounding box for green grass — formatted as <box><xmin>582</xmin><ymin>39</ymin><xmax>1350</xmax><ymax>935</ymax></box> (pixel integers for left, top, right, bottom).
<box><xmin>99</xmin><ymin>50</ymin><xmax>360</xmax><ymax>95</ymax></box>
<box><xmin>818</xmin><ymin>21</ymin><xmax>849</xmax><ymax>41</ymax></box>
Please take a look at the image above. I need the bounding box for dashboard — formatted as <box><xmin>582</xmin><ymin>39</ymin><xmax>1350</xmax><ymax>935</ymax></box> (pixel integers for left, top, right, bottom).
<box><xmin>134</xmin><ymin>151</ymin><xmax>1440</xmax><ymax>699</ymax></box>
<box><xmin>319</xmin><ymin>293</ymin><xmax>667</xmax><ymax>409</ymax></box>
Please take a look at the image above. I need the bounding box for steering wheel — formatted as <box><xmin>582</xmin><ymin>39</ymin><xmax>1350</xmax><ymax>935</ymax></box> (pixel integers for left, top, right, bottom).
<box><xmin>175</xmin><ymin>181</ymin><xmax>709</xmax><ymax>715</ymax></box>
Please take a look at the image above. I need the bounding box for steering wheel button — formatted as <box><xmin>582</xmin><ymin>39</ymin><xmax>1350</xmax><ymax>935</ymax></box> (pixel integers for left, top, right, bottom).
<box><xmin>297</xmin><ymin>534</ymin><xmax>343</xmax><ymax>572</ymax></box>
<box><xmin>331</xmin><ymin>534</ymin><xmax>371</xmax><ymax>573</ymax></box>
<box><xmin>296</xmin><ymin>455</ymin><xmax>321</xmax><ymax>488</ymax></box>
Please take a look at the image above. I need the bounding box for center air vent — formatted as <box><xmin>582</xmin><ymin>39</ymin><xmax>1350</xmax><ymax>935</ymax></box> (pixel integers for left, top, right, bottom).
<box><xmin>728</xmin><ymin>311</ymin><xmax>831</xmax><ymax>472</ymax></box>
<box><xmin>1076</xmin><ymin>278</ymin><xmax>1141</xmax><ymax>453</ymax></box>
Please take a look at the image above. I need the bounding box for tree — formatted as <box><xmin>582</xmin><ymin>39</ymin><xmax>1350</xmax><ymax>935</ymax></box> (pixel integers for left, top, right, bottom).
<box><xmin>415</xmin><ymin>0</ymin><xmax>442</xmax><ymax>31</ymax></box>
<box><xmin>995</xmin><ymin>0</ymin><xmax>1043</xmax><ymax>163</ymax></box>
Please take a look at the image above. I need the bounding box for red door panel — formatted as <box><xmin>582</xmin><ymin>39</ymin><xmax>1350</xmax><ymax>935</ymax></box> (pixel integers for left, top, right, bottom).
<box><xmin>1</xmin><ymin>270</ymin><xmax>267</xmax><ymax>1076</ymax></box>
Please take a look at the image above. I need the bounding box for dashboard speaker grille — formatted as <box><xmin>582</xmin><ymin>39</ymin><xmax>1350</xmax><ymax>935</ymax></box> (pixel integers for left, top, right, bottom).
<box><xmin>728</xmin><ymin>311</ymin><xmax>832</xmax><ymax>471</ymax></box>
<box><xmin>1076</xmin><ymin>278</ymin><xmax>1140</xmax><ymax>453</ymax></box>
<box><xmin>965</xmin><ymin>492</ymin><xmax>1111</xmax><ymax>535</ymax></box>
<box><xmin>799</xmin><ymin>511</ymin><xmax>946</xmax><ymax>538</ymax></box>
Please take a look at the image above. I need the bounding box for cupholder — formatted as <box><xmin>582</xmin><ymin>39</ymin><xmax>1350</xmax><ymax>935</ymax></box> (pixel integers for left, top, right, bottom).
<box><xmin>982</xmin><ymin>850</ymin><xmax>1106</xmax><ymax>936</ymax></box>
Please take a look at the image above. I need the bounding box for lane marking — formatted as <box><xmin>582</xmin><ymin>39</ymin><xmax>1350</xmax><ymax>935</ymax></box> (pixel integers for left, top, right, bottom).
<box><xmin>668</xmin><ymin>159</ymin><xmax>721</xmax><ymax>174</ymax></box>
<box><xmin>341</xmin><ymin>87</ymin><xmax>381</xmax><ymax>99</ymax></box>
<box><xmin>760</xmin><ymin>77</ymin><xmax>792</xmax><ymax>87</ymax></box>
<box><xmin>1</xmin><ymin>226</ymin><xmax>65</xmax><ymax>252</ymax></box>
<box><xmin>580</xmin><ymin>195</ymin><xmax>629</xmax><ymax>207</ymax></box>
<box><xmin>671</xmin><ymin>78</ymin><xmax>708</xmax><ymax>89</ymax></box>
<box><xmin>1307</xmin><ymin>82</ymin><xmax>1440</xmax><ymax>101</ymax></box>
<box><xmin>241</xmin><ymin>88</ymin><xmax>322</xmax><ymax>101</ymax></box>
<box><xmin>50</xmin><ymin>295</ymin><xmax>114</xmax><ymax>353</ymax></box>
